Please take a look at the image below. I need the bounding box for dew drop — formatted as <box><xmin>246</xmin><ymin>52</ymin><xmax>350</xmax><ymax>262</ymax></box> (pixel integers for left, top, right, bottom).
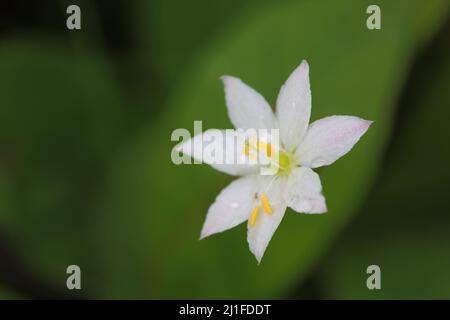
<box><xmin>231</xmin><ymin>202</ymin><xmax>239</xmax><ymax>209</ymax></box>
<box><xmin>286</xmin><ymin>194</ymin><xmax>298</xmax><ymax>206</ymax></box>
<box><xmin>302</xmin><ymin>202</ymin><xmax>312</xmax><ymax>212</ymax></box>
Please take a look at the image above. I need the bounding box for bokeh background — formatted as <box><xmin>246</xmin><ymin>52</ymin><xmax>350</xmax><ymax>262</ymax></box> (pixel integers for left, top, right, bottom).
<box><xmin>0</xmin><ymin>0</ymin><xmax>449</xmax><ymax>299</ymax></box>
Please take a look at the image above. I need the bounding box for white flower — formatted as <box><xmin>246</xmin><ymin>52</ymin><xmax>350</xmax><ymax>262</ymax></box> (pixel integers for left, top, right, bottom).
<box><xmin>176</xmin><ymin>60</ymin><xmax>372</xmax><ymax>263</ymax></box>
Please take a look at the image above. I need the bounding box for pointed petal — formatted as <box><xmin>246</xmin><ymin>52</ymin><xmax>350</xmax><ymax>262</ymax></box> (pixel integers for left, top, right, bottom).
<box><xmin>201</xmin><ymin>175</ymin><xmax>258</xmax><ymax>239</ymax></box>
<box><xmin>221</xmin><ymin>76</ymin><xmax>276</xmax><ymax>130</ymax></box>
<box><xmin>175</xmin><ymin>129</ymin><xmax>259</xmax><ymax>176</ymax></box>
<box><xmin>284</xmin><ymin>167</ymin><xmax>327</xmax><ymax>214</ymax></box>
<box><xmin>275</xmin><ymin>60</ymin><xmax>311</xmax><ymax>151</ymax></box>
<box><xmin>247</xmin><ymin>177</ymin><xmax>287</xmax><ymax>263</ymax></box>
<box><xmin>296</xmin><ymin>116</ymin><xmax>372</xmax><ymax>168</ymax></box>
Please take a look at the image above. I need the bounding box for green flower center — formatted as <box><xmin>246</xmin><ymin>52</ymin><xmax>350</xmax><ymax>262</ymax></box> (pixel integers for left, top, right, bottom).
<box><xmin>276</xmin><ymin>150</ymin><xmax>296</xmax><ymax>176</ymax></box>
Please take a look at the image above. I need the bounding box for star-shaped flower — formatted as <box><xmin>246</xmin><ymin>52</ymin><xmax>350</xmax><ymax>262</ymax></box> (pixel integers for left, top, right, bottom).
<box><xmin>176</xmin><ymin>60</ymin><xmax>372</xmax><ymax>263</ymax></box>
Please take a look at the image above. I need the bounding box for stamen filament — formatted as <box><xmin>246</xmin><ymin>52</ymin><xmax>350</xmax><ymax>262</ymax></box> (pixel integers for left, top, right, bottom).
<box><xmin>264</xmin><ymin>176</ymin><xmax>278</xmax><ymax>193</ymax></box>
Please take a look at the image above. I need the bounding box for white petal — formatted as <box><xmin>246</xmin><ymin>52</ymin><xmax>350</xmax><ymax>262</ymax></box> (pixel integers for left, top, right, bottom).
<box><xmin>175</xmin><ymin>129</ymin><xmax>259</xmax><ymax>176</ymax></box>
<box><xmin>284</xmin><ymin>167</ymin><xmax>327</xmax><ymax>214</ymax></box>
<box><xmin>296</xmin><ymin>116</ymin><xmax>372</xmax><ymax>168</ymax></box>
<box><xmin>221</xmin><ymin>76</ymin><xmax>276</xmax><ymax>130</ymax></box>
<box><xmin>275</xmin><ymin>60</ymin><xmax>311</xmax><ymax>151</ymax></box>
<box><xmin>201</xmin><ymin>175</ymin><xmax>258</xmax><ymax>239</ymax></box>
<box><xmin>247</xmin><ymin>177</ymin><xmax>287</xmax><ymax>263</ymax></box>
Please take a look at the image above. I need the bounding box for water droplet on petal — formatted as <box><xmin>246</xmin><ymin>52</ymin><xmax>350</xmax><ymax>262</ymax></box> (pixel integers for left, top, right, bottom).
<box><xmin>286</xmin><ymin>194</ymin><xmax>298</xmax><ymax>206</ymax></box>
<box><xmin>298</xmin><ymin>201</ymin><xmax>312</xmax><ymax>212</ymax></box>
<box><xmin>231</xmin><ymin>202</ymin><xmax>239</xmax><ymax>209</ymax></box>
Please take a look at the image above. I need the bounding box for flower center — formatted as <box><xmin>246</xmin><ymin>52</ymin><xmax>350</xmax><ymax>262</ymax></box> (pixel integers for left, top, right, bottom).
<box><xmin>243</xmin><ymin>139</ymin><xmax>296</xmax><ymax>176</ymax></box>
<box><xmin>276</xmin><ymin>150</ymin><xmax>296</xmax><ymax>176</ymax></box>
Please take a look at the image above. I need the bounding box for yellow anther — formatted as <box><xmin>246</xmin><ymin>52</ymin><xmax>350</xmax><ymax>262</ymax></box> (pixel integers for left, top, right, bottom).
<box><xmin>250</xmin><ymin>206</ymin><xmax>260</xmax><ymax>226</ymax></box>
<box><xmin>256</xmin><ymin>141</ymin><xmax>264</xmax><ymax>151</ymax></box>
<box><xmin>261</xmin><ymin>194</ymin><xmax>272</xmax><ymax>215</ymax></box>
<box><xmin>257</xmin><ymin>142</ymin><xmax>272</xmax><ymax>157</ymax></box>
<box><xmin>243</xmin><ymin>141</ymin><xmax>251</xmax><ymax>155</ymax></box>
<box><xmin>243</xmin><ymin>140</ymin><xmax>258</xmax><ymax>161</ymax></box>
<box><xmin>266</xmin><ymin>143</ymin><xmax>272</xmax><ymax>157</ymax></box>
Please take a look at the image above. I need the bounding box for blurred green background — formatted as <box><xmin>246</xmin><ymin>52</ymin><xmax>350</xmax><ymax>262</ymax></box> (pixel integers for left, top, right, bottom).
<box><xmin>0</xmin><ymin>0</ymin><xmax>449</xmax><ymax>299</ymax></box>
